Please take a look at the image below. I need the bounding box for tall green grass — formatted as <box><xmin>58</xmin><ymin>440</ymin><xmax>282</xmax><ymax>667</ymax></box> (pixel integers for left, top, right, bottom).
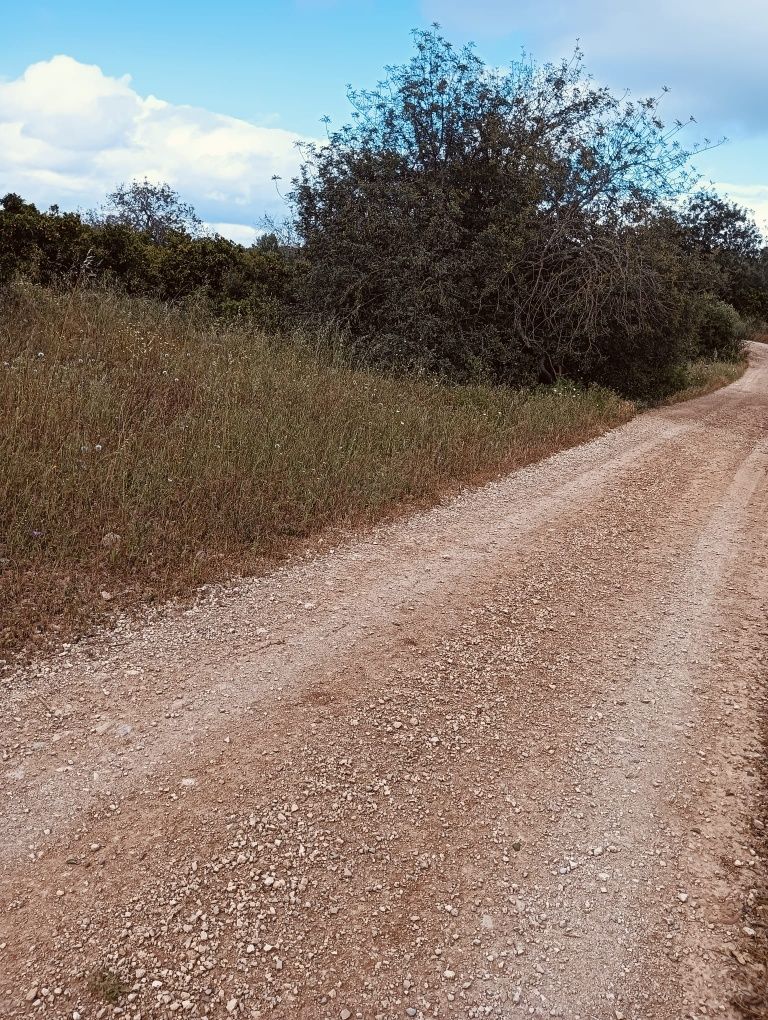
<box><xmin>1</xmin><ymin>284</ymin><xmax>636</xmax><ymax>654</ymax></box>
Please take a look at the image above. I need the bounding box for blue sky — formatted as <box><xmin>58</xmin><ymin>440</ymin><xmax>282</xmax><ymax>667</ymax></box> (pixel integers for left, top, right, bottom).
<box><xmin>2</xmin><ymin>0</ymin><xmax>766</xmax><ymax>240</ymax></box>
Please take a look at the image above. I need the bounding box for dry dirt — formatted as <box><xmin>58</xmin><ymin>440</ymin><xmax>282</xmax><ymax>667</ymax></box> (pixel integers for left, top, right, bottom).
<box><xmin>2</xmin><ymin>348</ymin><xmax>767</xmax><ymax>1020</ymax></box>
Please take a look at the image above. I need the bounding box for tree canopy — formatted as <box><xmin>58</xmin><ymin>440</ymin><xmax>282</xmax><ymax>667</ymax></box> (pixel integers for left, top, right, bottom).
<box><xmin>91</xmin><ymin>179</ymin><xmax>203</xmax><ymax>244</ymax></box>
<box><xmin>290</xmin><ymin>28</ymin><xmax>764</xmax><ymax>393</ymax></box>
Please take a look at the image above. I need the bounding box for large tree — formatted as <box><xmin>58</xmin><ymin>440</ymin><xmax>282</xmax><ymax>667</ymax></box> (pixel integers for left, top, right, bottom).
<box><xmin>290</xmin><ymin>28</ymin><xmax>711</xmax><ymax>394</ymax></box>
<box><xmin>92</xmin><ymin>179</ymin><xmax>202</xmax><ymax>244</ymax></box>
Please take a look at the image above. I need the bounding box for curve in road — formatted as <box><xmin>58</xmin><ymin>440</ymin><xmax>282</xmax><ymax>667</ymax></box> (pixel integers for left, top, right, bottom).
<box><xmin>2</xmin><ymin>346</ymin><xmax>767</xmax><ymax>1019</ymax></box>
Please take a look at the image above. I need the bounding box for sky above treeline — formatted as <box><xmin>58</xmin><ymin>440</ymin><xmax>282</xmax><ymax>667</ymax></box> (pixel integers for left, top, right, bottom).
<box><xmin>2</xmin><ymin>0</ymin><xmax>766</xmax><ymax>242</ymax></box>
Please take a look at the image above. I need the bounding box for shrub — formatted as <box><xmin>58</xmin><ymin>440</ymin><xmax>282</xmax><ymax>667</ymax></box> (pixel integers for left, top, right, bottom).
<box><xmin>290</xmin><ymin>28</ymin><xmax>713</xmax><ymax>398</ymax></box>
<box><xmin>0</xmin><ymin>193</ymin><xmax>302</xmax><ymax>322</ymax></box>
<box><xmin>2</xmin><ymin>29</ymin><xmax>767</xmax><ymax>397</ymax></box>
<box><xmin>691</xmin><ymin>294</ymin><xmax>748</xmax><ymax>361</ymax></box>
<box><xmin>678</xmin><ymin>190</ymin><xmax>768</xmax><ymax>321</ymax></box>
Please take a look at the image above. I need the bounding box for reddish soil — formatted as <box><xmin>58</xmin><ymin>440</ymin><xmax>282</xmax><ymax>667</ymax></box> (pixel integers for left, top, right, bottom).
<box><xmin>2</xmin><ymin>348</ymin><xmax>767</xmax><ymax>1019</ymax></box>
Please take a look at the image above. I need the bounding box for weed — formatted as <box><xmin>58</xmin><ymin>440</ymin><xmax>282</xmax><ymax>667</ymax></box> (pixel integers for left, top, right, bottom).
<box><xmin>88</xmin><ymin>968</ymin><xmax>126</xmax><ymax>1005</ymax></box>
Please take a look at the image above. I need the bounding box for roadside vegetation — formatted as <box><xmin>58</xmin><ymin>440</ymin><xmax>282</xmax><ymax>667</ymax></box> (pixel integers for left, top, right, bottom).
<box><xmin>662</xmin><ymin>357</ymin><xmax>747</xmax><ymax>405</ymax></box>
<box><xmin>0</xmin><ymin>284</ymin><xmax>635</xmax><ymax>655</ymax></box>
<box><xmin>0</xmin><ymin>27</ymin><xmax>765</xmax><ymax>656</ymax></box>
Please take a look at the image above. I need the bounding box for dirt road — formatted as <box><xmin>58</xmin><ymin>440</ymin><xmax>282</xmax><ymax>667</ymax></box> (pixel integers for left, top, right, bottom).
<box><xmin>2</xmin><ymin>349</ymin><xmax>767</xmax><ymax>1020</ymax></box>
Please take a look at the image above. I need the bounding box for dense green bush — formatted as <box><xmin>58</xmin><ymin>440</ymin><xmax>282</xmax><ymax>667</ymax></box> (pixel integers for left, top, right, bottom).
<box><xmin>291</xmin><ymin>28</ymin><xmax>761</xmax><ymax>398</ymax></box>
<box><xmin>691</xmin><ymin>294</ymin><xmax>749</xmax><ymax>361</ymax></box>
<box><xmin>0</xmin><ymin>192</ymin><xmax>301</xmax><ymax>322</ymax></box>
<box><xmin>677</xmin><ymin>190</ymin><xmax>768</xmax><ymax>322</ymax></box>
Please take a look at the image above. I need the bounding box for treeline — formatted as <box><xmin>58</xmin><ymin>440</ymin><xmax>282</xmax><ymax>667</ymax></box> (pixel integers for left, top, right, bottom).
<box><xmin>2</xmin><ymin>28</ymin><xmax>767</xmax><ymax>398</ymax></box>
<box><xmin>0</xmin><ymin>190</ymin><xmax>300</xmax><ymax>322</ymax></box>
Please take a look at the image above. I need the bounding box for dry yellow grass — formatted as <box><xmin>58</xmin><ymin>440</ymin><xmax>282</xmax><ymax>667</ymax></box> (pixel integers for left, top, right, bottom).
<box><xmin>0</xmin><ymin>284</ymin><xmax>638</xmax><ymax>657</ymax></box>
<box><xmin>5</xmin><ymin>285</ymin><xmax>744</xmax><ymax>660</ymax></box>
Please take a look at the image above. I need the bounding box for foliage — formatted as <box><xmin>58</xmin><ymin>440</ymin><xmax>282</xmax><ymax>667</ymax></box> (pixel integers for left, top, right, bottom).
<box><xmin>691</xmin><ymin>293</ymin><xmax>750</xmax><ymax>360</ymax></box>
<box><xmin>290</xmin><ymin>27</ymin><xmax>758</xmax><ymax>396</ymax></box>
<box><xmin>677</xmin><ymin>189</ymin><xmax>768</xmax><ymax>322</ymax></box>
<box><xmin>1</xmin><ymin>29</ymin><xmax>766</xmax><ymax>398</ymax></box>
<box><xmin>90</xmin><ymin>179</ymin><xmax>203</xmax><ymax>243</ymax></box>
<box><xmin>661</xmin><ymin>356</ymin><xmax>746</xmax><ymax>405</ymax></box>
<box><xmin>0</xmin><ymin>192</ymin><xmax>301</xmax><ymax>321</ymax></box>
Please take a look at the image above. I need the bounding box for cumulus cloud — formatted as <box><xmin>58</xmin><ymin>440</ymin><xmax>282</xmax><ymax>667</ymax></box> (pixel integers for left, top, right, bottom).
<box><xmin>204</xmin><ymin>222</ymin><xmax>265</xmax><ymax>245</ymax></box>
<box><xmin>715</xmin><ymin>183</ymin><xmax>768</xmax><ymax>233</ymax></box>
<box><xmin>423</xmin><ymin>0</ymin><xmax>768</xmax><ymax>133</ymax></box>
<box><xmin>0</xmin><ymin>55</ymin><xmax>313</xmax><ymax>238</ymax></box>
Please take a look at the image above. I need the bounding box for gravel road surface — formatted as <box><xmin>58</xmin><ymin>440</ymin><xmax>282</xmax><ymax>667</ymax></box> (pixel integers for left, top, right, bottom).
<box><xmin>2</xmin><ymin>348</ymin><xmax>766</xmax><ymax>1019</ymax></box>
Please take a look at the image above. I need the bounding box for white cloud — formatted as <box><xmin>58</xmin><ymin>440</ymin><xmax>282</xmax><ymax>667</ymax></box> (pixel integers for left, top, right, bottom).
<box><xmin>715</xmin><ymin>183</ymin><xmax>768</xmax><ymax>233</ymax></box>
<box><xmin>0</xmin><ymin>55</ymin><xmax>314</xmax><ymax>231</ymax></box>
<box><xmin>206</xmin><ymin>222</ymin><xmax>264</xmax><ymax>245</ymax></box>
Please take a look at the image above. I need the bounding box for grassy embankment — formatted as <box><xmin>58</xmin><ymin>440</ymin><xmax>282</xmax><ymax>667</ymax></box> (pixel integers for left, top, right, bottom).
<box><xmin>0</xmin><ymin>284</ymin><xmax>745</xmax><ymax>658</ymax></box>
<box><xmin>663</xmin><ymin>358</ymin><xmax>747</xmax><ymax>404</ymax></box>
